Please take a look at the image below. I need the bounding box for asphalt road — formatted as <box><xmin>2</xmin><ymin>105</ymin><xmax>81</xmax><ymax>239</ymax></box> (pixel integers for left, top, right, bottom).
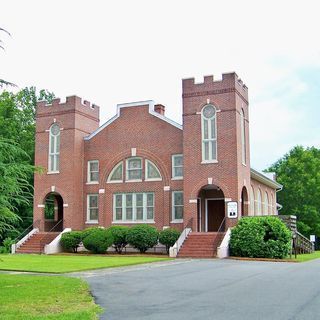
<box><xmin>80</xmin><ymin>258</ymin><xmax>320</xmax><ymax>320</ymax></box>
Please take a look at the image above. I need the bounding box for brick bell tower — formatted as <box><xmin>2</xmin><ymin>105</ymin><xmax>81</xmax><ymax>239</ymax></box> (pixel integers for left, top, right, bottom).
<box><xmin>33</xmin><ymin>96</ymin><xmax>100</xmax><ymax>231</ymax></box>
<box><xmin>182</xmin><ymin>73</ymin><xmax>250</xmax><ymax>232</ymax></box>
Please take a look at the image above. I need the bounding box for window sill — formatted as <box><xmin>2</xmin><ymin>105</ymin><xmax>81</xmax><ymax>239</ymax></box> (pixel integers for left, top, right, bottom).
<box><xmin>47</xmin><ymin>171</ymin><xmax>60</xmax><ymax>175</ymax></box>
<box><xmin>145</xmin><ymin>178</ymin><xmax>162</xmax><ymax>182</ymax></box>
<box><xmin>85</xmin><ymin>221</ymin><xmax>99</xmax><ymax>224</ymax></box>
<box><xmin>170</xmin><ymin>220</ymin><xmax>184</xmax><ymax>224</ymax></box>
<box><xmin>86</xmin><ymin>181</ymin><xmax>99</xmax><ymax>185</ymax></box>
<box><xmin>171</xmin><ymin>177</ymin><xmax>183</xmax><ymax>181</ymax></box>
<box><xmin>201</xmin><ymin>160</ymin><xmax>218</xmax><ymax>164</ymax></box>
<box><xmin>107</xmin><ymin>180</ymin><xmax>123</xmax><ymax>184</ymax></box>
<box><xmin>125</xmin><ymin>179</ymin><xmax>143</xmax><ymax>183</ymax></box>
<box><xmin>112</xmin><ymin>220</ymin><xmax>155</xmax><ymax>224</ymax></box>
<box><xmin>242</xmin><ymin>163</ymin><xmax>247</xmax><ymax>167</ymax></box>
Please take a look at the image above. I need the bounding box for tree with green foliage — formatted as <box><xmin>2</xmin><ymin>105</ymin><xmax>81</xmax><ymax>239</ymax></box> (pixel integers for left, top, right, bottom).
<box><xmin>0</xmin><ymin>138</ymin><xmax>35</xmax><ymax>240</ymax></box>
<box><xmin>268</xmin><ymin>146</ymin><xmax>320</xmax><ymax>237</ymax></box>
<box><xmin>0</xmin><ymin>88</ymin><xmax>54</xmax><ymax>241</ymax></box>
<box><xmin>0</xmin><ymin>27</ymin><xmax>15</xmax><ymax>88</ymax></box>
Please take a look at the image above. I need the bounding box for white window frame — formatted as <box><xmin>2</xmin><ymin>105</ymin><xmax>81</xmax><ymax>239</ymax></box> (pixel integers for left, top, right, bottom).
<box><xmin>171</xmin><ymin>191</ymin><xmax>184</xmax><ymax>223</ymax></box>
<box><xmin>107</xmin><ymin>161</ymin><xmax>123</xmax><ymax>183</ymax></box>
<box><xmin>172</xmin><ymin>154</ymin><xmax>183</xmax><ymax>180</ymax></box>
<box><xmin>250</xmin><ymin>186</ymin><xmax>255</xmax><ymax>216</ymax></box>
<box><xmin>264</xmin><ymin>192</ymin><xmax>269</xmax><ymax>216</ymax></box>
<box><xmin>126</xmin><ymin>157</ymin><xmax>143</xmax><ymax>182</ymax></box>
<box><xmin>87</xmin><ymin>160</ymin><xmax>99</xmax><ymax>184</ymax></box>
<box><xmin>201</xmin><ymin>104</ymin><xmax>218</xmax><ymax>163</ymax></box>
<box><xmin>112</xmin><ymin>192</ymin><xmax>155</xmax><ymax>223</ymax></box>
<box><xmin>86</xmin><ymin>194</ymin><xmax>99</xmax><ymax>223</ymax></box>
<box><xmin>255</xmin><ymin>189</ymin><xmax>262</xmax><ymax>216</ymax></box>
<box><xmin>240</xmin><ymin>108</ymin><xmax>246</xmax><ymax>165</ymax></box>
<box><xmin>145</xmin><ymin>159</ymin><xmax>162</xmax><ymax>181</ymax></box>
<box><xmin>48</xmin><ymin>123</ymin><xmax>60</xmax><ymax>173</ymax></box>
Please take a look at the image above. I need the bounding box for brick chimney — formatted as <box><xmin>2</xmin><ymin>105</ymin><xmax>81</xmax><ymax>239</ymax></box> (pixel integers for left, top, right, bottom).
<box><xmin>154</xmin><ymin>104</ymin><xmax>165</xmax><ymax>115</ymax></box>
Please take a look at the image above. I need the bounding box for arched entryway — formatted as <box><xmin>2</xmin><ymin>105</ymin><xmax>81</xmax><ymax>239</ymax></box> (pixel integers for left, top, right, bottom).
<box><xmin>241</xmin><ymin>186</ymin><xmax>249</xmax><ymax>216</ymax></box>
<box><xmin>44</xmin><ymin>193</ymin><xmax>64</xmax><ymax>232</ymax></box>
<box><xmin>197</xmin><ymin>185</ymin><xmax>225</xmax><ymax>232</ymax></box>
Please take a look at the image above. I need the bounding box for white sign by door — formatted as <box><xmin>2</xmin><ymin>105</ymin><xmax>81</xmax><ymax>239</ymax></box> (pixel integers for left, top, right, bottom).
<box><xmin>310</xmin><ymin>235</ymin><xmax>316</xmax><ymax>242</ymax></box>
<box><xmin>227</xmin><ymin>201</ymin><xmax>238</xmax><ymax>219</ymax></box>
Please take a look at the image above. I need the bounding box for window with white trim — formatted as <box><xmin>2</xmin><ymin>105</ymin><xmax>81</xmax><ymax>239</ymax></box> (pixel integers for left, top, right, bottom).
<box><xmin>172</xmin><ymin>154</ymin><xmax>183</xmax><ymax>179</ymax></box>
<box><xmin>87</xmin><ymin>194</ymin><xmax>98</xmax><ymax>222</ymax></box>
<box><xmin>107</xmin><ymin>162</ymin><xmax>123</xmax><ymax>183</ymax></box>
<box><xmin>172</xmin><ymin>191</ymin><xmax>183</xmax><ymax>221</ymax></box>
<box><xmin>250</xmin><ymin>186</ymin><xmax>255</xmax><ymax>216</ymax></box>
<box><xmin>270</xmin><ymin>194</ymin><xmax>274</xmax><ymax>215</ymax></box>
<box><xmin>126</xmin><ymin>157</ymin><xmax>142</xmax><ymax>181</ymax></box>
<box><xmin>201</xmin><ymin>104</ymin><xmax>217</xmax><ymax>162</ymax></box>
<box><xmin>264</xmin><ymin>192</ymin><xmax>269</xmax><ymax>215</ymax></box>
<box><xmin>255</xmin><ymin>189</ymin><xmax>262</xmax><ymax>215</ymax></box>
<box><xmin>145</xmin><ymin>159</ymin><xmax>162</xmax><ymax>181</ymax></box>
<box><xmin>87</xmin><ymin>160</ymin><xmax>99</xmax><ymax>183</ymax></box>
<box><xmin>240</xmin><ymin>108</ymin><xmax>246</xmax><ymax>165</ymax></box>
<box><xmin>48</xmin><ymin>123</ymin><xmax>60</xmax><ymax>172</ymax></box>
<box><xmin>113</xmin><ymin>192</ymin><xmax>154</xmax><ymax>222</ymax></box>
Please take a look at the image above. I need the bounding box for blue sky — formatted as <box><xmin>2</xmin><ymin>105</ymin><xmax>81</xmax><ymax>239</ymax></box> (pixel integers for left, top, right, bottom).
<box><xmin>0</xmin><ymin>0</ymin><xmax>319</xmax><ymax>171</ymax></box>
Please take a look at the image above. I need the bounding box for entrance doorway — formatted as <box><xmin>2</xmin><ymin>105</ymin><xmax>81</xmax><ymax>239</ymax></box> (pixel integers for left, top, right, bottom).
<box><xmin>197</xmin><ymin>185</ymin><xmax>226</xmax><ymax>232</ymax></box>
<box><xmin>206</xmin><ymin>199</ymin><xmax>225</xmax><ymax>232</ymax></box>
<box><xmin>44</xmin><ymin>193</ymin><xmax>64</xmax><ymax>232</ymax></box>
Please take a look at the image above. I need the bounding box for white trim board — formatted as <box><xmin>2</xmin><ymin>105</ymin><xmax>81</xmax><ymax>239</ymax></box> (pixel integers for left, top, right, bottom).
<box><xmin>84</xmin><ymin>100</ymin><xmax>182</xmax><ymax>140</ymax></box>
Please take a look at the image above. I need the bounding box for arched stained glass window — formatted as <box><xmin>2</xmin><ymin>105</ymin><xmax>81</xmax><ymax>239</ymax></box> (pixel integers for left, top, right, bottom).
<box><xmin>201</xmin><ymin>104</ymin><xmax>217</xmax><ymax>162</ymax></box>
<box><xmin>48</xmin><ymin>123</ymin><xmax>60</xmax><ymax>172</ymax></box>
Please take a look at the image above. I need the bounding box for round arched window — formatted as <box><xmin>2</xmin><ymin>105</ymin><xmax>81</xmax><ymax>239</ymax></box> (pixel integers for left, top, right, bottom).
<box><xmin>202</xmin><ymin>104</ymin><xmax>216</xmax><ymax>119</ymax></box>
<box><xmin>50</xmin><ymin>123</ymin><xmax>60</xmax><ymax>136</ymax></box>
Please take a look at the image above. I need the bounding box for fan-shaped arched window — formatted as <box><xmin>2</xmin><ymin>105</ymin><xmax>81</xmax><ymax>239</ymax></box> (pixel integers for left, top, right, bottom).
<box><xmin>240</xmin><ymin>108</ymin><xmax>246</xmax><ymax>165</ymax></box>
<box><xmin>145</xmin><ymin>159</ymin><xmax>162</xmax><ymax>181</ymax></box>
<box><xmin>201</xmin><ymin>104</ymin><xmax>217</xmax><ymax>162</ymax></box>
<box><xmin>250</xmin><ymin>186</ymin><xmax>255</xmax><ymax>216</ymax></box>
<box><xmin>264</xmin><ymin>192</ymin><xmax>269</xmax><ymax>215</ymax></box>
<box><xmin>48</xmin><ymin>123</ymin><xmax>60</xmax><ymax>172</ymax></box>
<box><xmin>107</xmin><ymin>162</ymin><xmax>123</xmax><ymax>183</ymax></box>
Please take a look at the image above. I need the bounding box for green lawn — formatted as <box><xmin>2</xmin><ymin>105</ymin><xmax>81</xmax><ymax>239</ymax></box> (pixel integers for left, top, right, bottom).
<box><xmin>0</xmin><ymin>254</ymin><xmax>170</xmax><ymax>273</ymax></box>
<box><xmin>0</xmin><ymin>274</ymin><xmax>102</xmax><ymax>319</ymax></box>
<box><xmin>292</xmin><ymin>251</ymin><xmax>320</xmax><ymax>262</ymax></box>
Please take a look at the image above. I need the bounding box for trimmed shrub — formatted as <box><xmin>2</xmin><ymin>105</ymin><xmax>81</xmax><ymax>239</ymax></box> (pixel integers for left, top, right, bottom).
<box><xmin>0</xmin><ymin>238</ymin><xmax>14</xmax><ymax>253</ymax></box>
<box><xmin>230</xmin><ymin>216</ymin><xmax>292</xmax><ymax>259</ymax></box>
<box><xmin>159</xmin><ymin>228</ymin><xmax>180</xmax><ymax>254</ymax></box>
<box><xmin>82</xmin><ymin>227</ymin><xmax>101</xmax><ymax>240</ymax></box>
<box><xmin>127</xmin><ymin>225</ymin><xmax>158</xmax><ymax>253</ymax></box>
<box><xmin>82</xmin><ymin>228</ymin><xmax>114</xmax><ymax>254</ymax></box>
<box><xmin>61</xmin><ymin>231</ymin><xmax>83</xmax><ymax>253</ymax></box>
<box><xmin>108</xmin><ymin>226</ymin><xmax>129</xmax><ymax>254</ymax></box>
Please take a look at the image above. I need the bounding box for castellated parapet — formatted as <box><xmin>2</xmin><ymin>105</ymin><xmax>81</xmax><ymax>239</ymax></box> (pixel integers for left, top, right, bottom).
<box><xmin>36</xmin><ymin>95</ymin><xmax>100</xmax><ymax>121</ymax></box>
<box><xmin>182</xmin><ymin>72</ymin><xmax>248</xmax><ymax>102</ymax></box>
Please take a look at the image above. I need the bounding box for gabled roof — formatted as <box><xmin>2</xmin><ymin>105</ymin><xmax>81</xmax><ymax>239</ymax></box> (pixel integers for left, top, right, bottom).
<box><xmin>84</xmin><ymin>100</ymin><xmax>182</xmax><ymax>141</ymax></box>
<box><xmin>250</xmin><ymin>168</ymin><xmax>282</xmax><ymax>190</ymax></box>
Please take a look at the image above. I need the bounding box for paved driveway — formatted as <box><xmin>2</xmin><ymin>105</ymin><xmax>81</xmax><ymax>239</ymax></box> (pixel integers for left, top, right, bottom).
<box><xmin>77</xmin><ymin>258</ymin><xmax>320</xmax><ymax>320</ymax></box>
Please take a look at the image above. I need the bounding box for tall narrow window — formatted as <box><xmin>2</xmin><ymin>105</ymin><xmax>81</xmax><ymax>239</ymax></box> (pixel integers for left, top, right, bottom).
<box><xmin>250</xmin><ymin>186</ymin><xmax>255</xmax><ymax>216</ymax></box>
<box><xmin>172</xmin><ymin>154</ymin><xmax>183</xmax><ymax>179</ymax></box>
<box><xmin>264</xmin><ymin>192</ymin><xmax>269</xmax><ymax>215</ymax></box>
<box><xmin>240</xmin><ymin>108</ymin><xmax>246</xmax><ymax>165</ymax></box>
<box><xmin>201</xmin><ymin>104</ymin><xmax>217</xmax><ymax>162</ymax></box>
<box><xmin>87</xmin><ymin>194</ymin><xmax>98</xmax><ymax>223</ymax></box>
<box><xmin>48</xmin><ymin>123</ymin><xmax>60</xmax><ymax>172</ymax></box>
<box><xmin>172</xmin><ymin>191</ymin><xmax>183</xmax><ymax>222</ymax></box>
<box><xmin>256</xmin><ymin>189</ymin><xmax>262</xmax><ymax>215</ymax></box>
<box><xmin>87</xmin><ymin>160</ymin><xmax>99</xmax><ymax>183</ymax></box>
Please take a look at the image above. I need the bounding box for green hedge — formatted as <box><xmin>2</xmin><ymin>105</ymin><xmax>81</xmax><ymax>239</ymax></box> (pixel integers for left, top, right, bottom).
<box><xmin>108</xmin><ymin>226</ymin><xmax>129</xmax><ymax>254</ymax></box>
<box><xmin>82</xmin><ymin>228</ymin><xmax>114</xmax><ymax>254</ymax></box>
<box><xmin>126</xmin><ymin>225</ymin><xmax>158</xmax><ymax>253</ymax></box>
<box><xmin>60</xmin><ymin>231</ymin><xmax>83</xmax><ymax>253</ymax></box>
<box><xmin>230</xmin><ymin>216</ymin><xmax>292</xmax><ymax>259</ymax></box>
<box><xmin>159</xmin><ymin>228</ymin><xmax>180</xmax><ymax>254</ymax></box>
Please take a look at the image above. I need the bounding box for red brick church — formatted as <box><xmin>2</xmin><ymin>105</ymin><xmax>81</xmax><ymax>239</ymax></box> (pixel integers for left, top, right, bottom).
<box><xmin>18</xmin><ymin>72</ymin><xmax>282</xmax><ymax>255</ymax></box>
